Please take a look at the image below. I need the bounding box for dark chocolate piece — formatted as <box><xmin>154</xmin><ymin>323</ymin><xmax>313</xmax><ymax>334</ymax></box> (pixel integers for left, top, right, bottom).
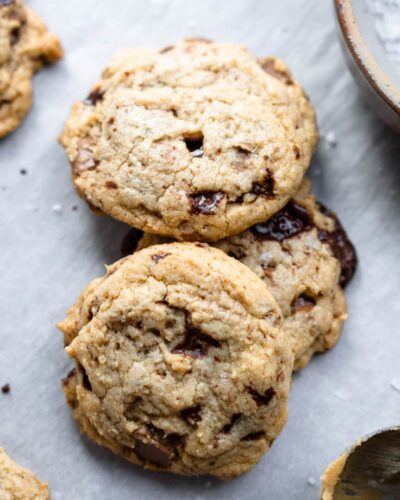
<box><xmin>259</xmin><ymin>57</ymin><xmax>293</xmax><ymax>85</ymax></box>
<box><xmin>172</xmin><ymin>317</ymin><xmax>220</xmax><ymax>358</ymax></box>
<box><xmin>248</xmin><ymin>387</ymin><xmax>275</xmax><ymax>407</ymax></box>
<box><xmin>251</xmin><ymin>169</ymin><xmax>274</xmax><ymax>197</ymax></box>
<box><xmin>181</xmin><ymin>405</ymin><xmax>202</xmax><ymax>425</ymax></box>
<box><xmin>84</xmin><ymin>88</ymin><xmax>104</xmax><ymax>106</ymax></box>
<box><xmin>188</xmin><ymin>191</ymin><xmax>224</xmax><ymax>215</ymax></box>
<box><xmin>1</xmin><ymin>383</ymin><xmax>10</xmax><ymax>394</ymax></box>
<box><xmin>317</xmin><ymin>203</ymin><xmax>357</xmax><ymax>287</ymax></box>
<box><xmin>151</xmin><ymin>253</ymin><xmax>171</xmax><ymax>263</ymax></box>
<box><xmin>292</xmin><ymin>293</ymin><xmax>316</xmax><ymax>313</ymax></box>
<box><xmin>251</xmin><ymin>201</ymin><xmax>312</xmax><ymax>241</ymax></box>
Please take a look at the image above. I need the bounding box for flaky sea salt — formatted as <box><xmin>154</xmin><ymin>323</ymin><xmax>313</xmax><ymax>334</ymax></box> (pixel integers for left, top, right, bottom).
<box><xmin>368</xmin><ymin>0</ymin><xmax>400</xmax><ymax>65</ymax></box>
<box><xmin>52</xmin><ymin>204</ymin><xmax>62</xmax><ymax>213</ymax></box>
<box><xmin>307</xmin><ymin>476</ymin><xmax>317</xmax><ymax>486</ymax></box>
<box><xmin>324</xmin><ymin>131</ymin><xmax>338</xmax><ymax>148</ymax></box>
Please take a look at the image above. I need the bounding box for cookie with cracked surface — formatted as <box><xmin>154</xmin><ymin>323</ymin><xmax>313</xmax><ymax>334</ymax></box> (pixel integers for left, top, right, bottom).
<box><xmin>0</xmin><ymin>0</ymin><xmax>63</xmax><ymax>138</ymax></box>
<box><xmin>58</xmin><ymin>243</ymin><xmax>293</xmax><ymax>479</ymax></box>
<box><xmin>60</xmin><ymin>38</ymin><xmax>317</xmax><ymax>241</ymax></box>
<box><xmin>137</xmin><ymin>179</ymin><xmax>357</xmax><ymax>370</ymax></box>
<box><xmin>0</xmin><ymin>448</ymin><xmax>49</xmax><ymax>500</ymax></box>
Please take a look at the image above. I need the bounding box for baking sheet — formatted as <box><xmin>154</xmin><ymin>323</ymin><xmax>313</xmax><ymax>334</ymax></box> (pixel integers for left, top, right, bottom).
<box><xmin>1</xmin><ymin>1</ymin><xmax>400</xmax><ymax>499</ymax></box>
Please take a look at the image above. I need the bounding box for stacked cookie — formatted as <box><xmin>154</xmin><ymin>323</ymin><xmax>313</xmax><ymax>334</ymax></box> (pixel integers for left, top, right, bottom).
<box><xmin>59</xmin><ymin>39</ymin><xmax>357</xmax><ymax>478</ymax></box>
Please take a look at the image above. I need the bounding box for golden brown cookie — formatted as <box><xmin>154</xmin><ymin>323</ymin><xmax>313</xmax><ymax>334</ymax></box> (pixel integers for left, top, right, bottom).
<box><xmin>59</xmin><ymin>243</ymin><xmax>293</xmax><ymax>478</ymax></box>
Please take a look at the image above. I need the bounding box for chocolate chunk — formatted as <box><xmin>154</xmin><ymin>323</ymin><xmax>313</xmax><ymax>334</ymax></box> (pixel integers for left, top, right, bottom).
<box><xmin>151</xmin><ymin>252</ymin><xmax>171</xmax><ymax>263</ymax></box>
<box><xmin>181</xmin><ymin>405</ymin><xmax>202</xmax><ymax>425</ymax></box>
<box><xmin>292</xmin><ymin>293</ymin><xmax>316</xmax><ymax>313</ymax></box>
<box><xmin>172</xmin><ymin>316</ymin><xmax>221</xmax><ymax>358</ymax></box>
<box><xmin>84</xmin><ymin>88</ymin><xmax>104</xmax><ymax>106</ymax></box>
<box><xmin>293</xmin><ymin>145</ymin><xmax>301</xmax><ymax>160</ymax></box>
<box><xmin>317</xmin><ymin>203</ymin><xmax>357</xmax><ymax>287</ymax></box>
<box><xmin>250</xmin><ymin>169</ymin><xmax>274</xmax><ymax>197</ymax></box>
<box><xmin>248</xmin><ymin>387</ymin><xmax>275</xmax><ymax>407</ymax></box>
<box><xmin>105</xmin><ymin>180</ymin><xmax>118</xmax><ymax>189</ymax></box>
<box><xmin>134</xmin><ymin>426</ymin><xmax>182</xmax><ymax>468</ymax></box>
<box><xmin>72</xmin><ymin>139</ymin><xmax>97</xmax><ymax>174</ymax></box>
<box><xmin>259</xmin><ymin>57</ymin><xmax>293</xmax><ymax>85</ymax></box>
<box><xmin>10</xmin><ymin>27</ymin><xmax>20</xmax><ymax>45</ymax></box>
<box><xmin>120</xmin><ymin>228</ymin><xmax>143</xmax><ymax>257</ymax></box>
<box><xmin>1</xmin><ymin>383</ymin><xmax>10</xmax><ymax>394</ymax></box>
<box><xmin>78</xmin><ymin>364</ymin><xmax>92</xmax><ymax>391</ymax></box>
<box><xmin>251</xmin><ymin>201</ymin><xmax>313</xmax><ymax>242</ymax></box>
<box><xmin>134</xmin><ymin>438</ymin><xmax>172</xmax><ymax>468</ymax></box>
<box><xmin>188</xmin><ymin>191</ymin><xmax>224</xmax><ymax>215</ymax></box>
<box><xmin>62</xmin><ymin>368</ymin><xmax>76</xmax><ymax>387</ymax></box>
<box><xmin>242</xmin><ymin>431</ymin><xmax>265</xmax><ymax>441</ymax></box>
<box><xmin>222</xmin><ymin>414</ymin><xmax>241</xmax><ymax>433</ymax></box>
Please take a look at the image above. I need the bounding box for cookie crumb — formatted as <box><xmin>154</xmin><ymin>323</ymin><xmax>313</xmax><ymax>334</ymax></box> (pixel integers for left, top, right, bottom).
<box><xmin>324</xmin><ymin>131</ymin><xmax>337</xmax><ymax>148</ymax></box>
<box><xmin>1</xmin><ymin>384</ymin><xmax>10</xmax><ymax>394</ymax></box>
<box><xmin>72</xmin><ymin>205</ymin><xmax>78</xmax><ymax>211</ymax></box>
<box><xmin>52</xmin><ymin>203</ymin><xmax>62</xmax><ymax>213</ymax></box>
<box><xmin>307</xmin><ymin>476</ymin><xmax>316</xmax><ymax>486</ymax></box>
<box><xmin>20</xmin><ymin>169</ymin><xmax>27</xmax><ymax>175</ymax></box>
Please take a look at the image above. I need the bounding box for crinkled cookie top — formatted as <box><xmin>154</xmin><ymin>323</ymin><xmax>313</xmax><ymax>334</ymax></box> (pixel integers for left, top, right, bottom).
<box><xmin>137</xmin><ymin>180</ymin><xmax>357</xmax><ymax>370</ymax></box>
<box><xmin>61</xmin><ymin>39</ymin><xmax>317</xmax><ymax>241</ymax></box>
<box><xmin>59</xmin><ymin>243</ymin><xmax>293</xmax><ymax>479</ymax></box>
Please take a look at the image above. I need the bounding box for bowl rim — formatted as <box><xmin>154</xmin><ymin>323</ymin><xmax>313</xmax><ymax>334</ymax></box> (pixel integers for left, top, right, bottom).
<box><xmin>334</xmin><ymin>0</ymin><xmax>400</xmax><ymax>116</ymax></box>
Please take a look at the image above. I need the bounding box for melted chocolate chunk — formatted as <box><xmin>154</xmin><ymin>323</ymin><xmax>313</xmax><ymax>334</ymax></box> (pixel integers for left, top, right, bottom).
<box><xmin>248</xmin><ymin>387</ymin><xmax>275</xmax><ymax>407</ymax></box>
<box><xmin>222</xmin><ymin>414</ymin><xmax>241</xmax><ymax>433</ymax></box>
<box><xmin>134</xmin><ymin>426</ymin><xmax>182</xmax><ymax>468</ymax></box>
<box><xmin>151</xmin><ymin>252</ymin><xmax>171</xmax><ymax>263</ymax></box>
<box><xmin>84</xmin><ymin>88</ymin><xmax>104</xmax><ymax>106</ymax></box>
<box><xmin>259</xmin><ymin>57</ymin><xmax>293</xmax><ymax>85</ymax></box>
<box><xmin>242</xmin><ymin>431</ymin><xmax>265</xmax><ymax>441</ymax></box>
<box><xmin>181</xmin><ymin>405</ymin><xmax>202</xmax><ymax>425</ymax></box>
<box><xmin>120</xmin><ymin>228</ymin><xmax>144</xmax><ymax>257</ymax></box>
<box><xmin>251</xmin><ymin>169</ymin><xmax>274</xmax><ymax>197</ymax></box>
<box><xmin>172</xmin><ymin>317</ymin><xmax>221</xmax><ymax>358</ymax></box>
<box><xmin>105</xmin><ymin>180</ymin><xmax>118</xmax><ymax>189</ymax></box>
<box><xmin>62</xmin><ymin>368</ymin><xmax>76</xmax><ymax>387</ymax></box>
<box><xmin>251</xmin><ymin>201</ymin><xmax>312</xmax><ymax>242</ymax></box>
<box><xmin>72</xmin><ymin>139</ymin><xmax>97</xmax><ymax>174</ymax></box>
<box><xmin>292</xmin><ymin>294</ymin><xmax>316</xmax><ymax>313</ymax></box>
<box><xmin>1</xmin><ymin>383</ymin><xmax>10</xmax><ymax>394</ymax></box>
<box><xmin>188</xmin><ymin>191</ymin><xmax>224</xmax><ymax>215</ymax></box>
<box><xmin>134</xmin><ymin>438</ymin><xmax>172</xmax><ymax>468</ymax></box>
<box><xmin>317</xmin><ymin>203</ymin><xmax>358</xmax><ymax>287</ymax></box>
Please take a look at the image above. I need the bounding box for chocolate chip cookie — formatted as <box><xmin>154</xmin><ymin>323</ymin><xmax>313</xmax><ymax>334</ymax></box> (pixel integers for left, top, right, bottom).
<box><xmin>137</xmin><ymin>180</ymin><xmax>357</xmax><ymax>370</ymax></box>
<box><xmin>0</xmin><ymin>448</ymin><xmax>49</xmax><ymax>499</ymax></box>
<box><xmin>60</xmin><ymin>39</ymin><xmax>317</xmax><ymax>241</ymax></box>
<box><xmin>0</xmin><ymin>0</ymin><xmax>63</xmax><ymax>138</ymax></box>
<box><xmin>58</xmin><ymin>243</ymin><xmax>293</xmax><ymax>478</ymax></box>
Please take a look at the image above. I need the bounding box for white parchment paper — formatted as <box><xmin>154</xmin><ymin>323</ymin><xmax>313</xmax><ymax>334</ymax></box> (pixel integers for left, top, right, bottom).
<box><xmin>1</xmin><ymin>1</ymin><xmax>400</xmax><ymax>499</ymax></box>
